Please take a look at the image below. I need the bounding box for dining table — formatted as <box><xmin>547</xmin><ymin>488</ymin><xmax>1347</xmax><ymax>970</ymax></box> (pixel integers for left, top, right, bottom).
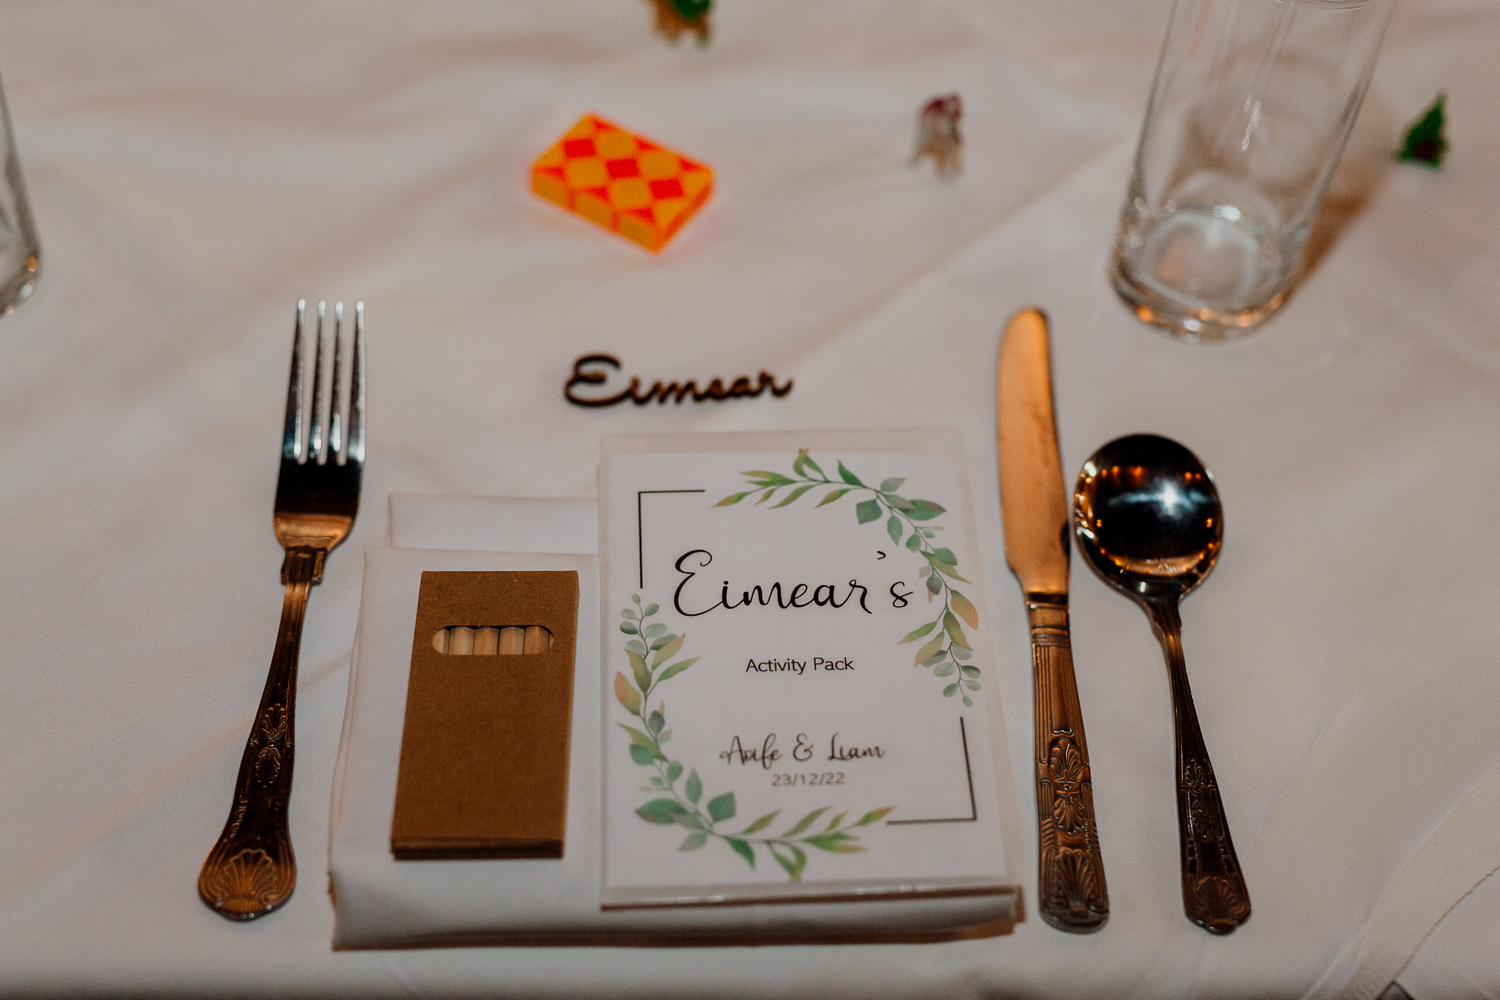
<box><xmin>2</xmin><ymin>1</ymin><xmax>1498</xmax><ymax>997</ymax></box>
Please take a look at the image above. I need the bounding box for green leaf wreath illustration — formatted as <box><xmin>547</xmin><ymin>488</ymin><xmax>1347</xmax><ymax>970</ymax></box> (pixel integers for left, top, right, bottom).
<box><xmin>716</xmin><ymin>449</ymin><xmax>982</xmax><ymax>706</ymax></box>
<box><xmin>616</xmin><ymin>596</ymin><xmax>894</xmax><ymax>880</ymax></box>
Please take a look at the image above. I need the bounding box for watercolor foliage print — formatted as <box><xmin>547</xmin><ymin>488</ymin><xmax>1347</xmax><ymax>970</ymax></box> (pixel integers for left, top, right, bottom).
<box><xmin>615</xmin><ymin>596</ymin><xmax>894</xmax><ymax>881</ymax></box>
<box><xmin>716</xmin><ymin>449</ymin><xmax>983</xmax><ymax>706</ymax></box>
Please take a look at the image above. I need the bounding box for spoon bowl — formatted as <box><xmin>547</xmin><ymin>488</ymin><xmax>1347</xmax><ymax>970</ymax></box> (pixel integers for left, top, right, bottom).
<box><xmin>1073</xmin><ymin>434</ymin><xmax>1250</xmax><ymax>935</ymax></box>
<box><xmin>1073</xmin><ymin>434</ymin><xmax>1221</xmax><ymax>601</ymax></box>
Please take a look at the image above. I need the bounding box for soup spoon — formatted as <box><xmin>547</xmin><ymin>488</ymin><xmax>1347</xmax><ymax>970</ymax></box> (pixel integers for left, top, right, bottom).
<box><xmin>1072</xmin><ymin>434</ymin><xmax>1250</xmax><ymax>935</ymax></box>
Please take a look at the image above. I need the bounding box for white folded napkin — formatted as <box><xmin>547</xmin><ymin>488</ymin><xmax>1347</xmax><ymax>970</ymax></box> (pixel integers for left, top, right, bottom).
<box><xmin>1321</xmin><ymin>761</ymin><xmax>1500</xmax><ymax>999</ymax></box>
<box><xmin>389</xmin><ymin>493</ymin><xmax>599</xmax><ymax>555</ymax></box>
<box><xmin>327</xmin><ymin>494</ymin><xmax>1014</xmax><ymax>948</ymax></box>
<box><xmin>1397</xmin><ymin>828</ymin><xmax>1500</xmax><ymax>999</ymax></box>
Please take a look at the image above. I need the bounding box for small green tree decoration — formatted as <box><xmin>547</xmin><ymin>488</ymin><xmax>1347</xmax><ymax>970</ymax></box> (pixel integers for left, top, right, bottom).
<box><xmin>1397</xmin><ymin>93</ymin><xmax>1447</xmax><ymax>169</ymax></box>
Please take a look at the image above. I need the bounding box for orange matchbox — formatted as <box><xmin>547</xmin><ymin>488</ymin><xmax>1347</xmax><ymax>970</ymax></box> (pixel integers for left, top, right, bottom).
<box><xmin>530</xmin><ymin>114</ymin><xmax>713</xmax><ymax>252</ymax></box>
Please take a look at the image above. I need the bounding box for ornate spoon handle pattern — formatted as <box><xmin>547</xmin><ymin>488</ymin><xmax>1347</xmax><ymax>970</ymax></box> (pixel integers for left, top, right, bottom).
<box><xmin>1146</xmin><ymin>598</ymin><xmax>1250</xmax><ymax>935</ymax></box>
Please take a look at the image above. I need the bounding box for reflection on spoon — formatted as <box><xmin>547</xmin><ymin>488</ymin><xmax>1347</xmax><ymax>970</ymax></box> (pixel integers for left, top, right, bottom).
<box><xmin>1073</xmin><ymin>434</ymin><xmax>1250</xmax><ymax>935</ymax></box>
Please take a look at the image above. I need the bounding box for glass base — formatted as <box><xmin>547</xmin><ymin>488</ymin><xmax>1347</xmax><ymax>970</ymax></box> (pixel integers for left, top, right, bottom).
<box><xmin>1111</xmin><ymin>262</ymin><xmax>1284</xmax><ymax>343</ymax></box>
<box><xmin>1112</xmin><ymin>205</ymin><xmax>1290</xmax><ymax>343</ymax></box>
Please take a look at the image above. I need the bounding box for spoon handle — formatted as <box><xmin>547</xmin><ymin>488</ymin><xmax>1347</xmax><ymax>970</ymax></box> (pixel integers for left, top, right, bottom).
<box><xmin>1027</xmin><ymin>595</ymin><xmax>1109</xmax><ymax>932</ymax></box>
<box><xmin>1144</xmin><ymin>598</ymin><xmax>1251</xmax><ymax>935</ymax></box>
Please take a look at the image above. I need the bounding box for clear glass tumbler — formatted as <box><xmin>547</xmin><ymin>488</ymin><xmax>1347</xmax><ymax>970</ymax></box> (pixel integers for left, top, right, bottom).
<box><xmin>1112</xmin><ymin>0</ymin><xmax>1394</xmax><ymax>341</ymax></box>
<box><xmin>0</xmin><ymin>74</ymin><xmax>40</xmax><ymax>315</ymax></box>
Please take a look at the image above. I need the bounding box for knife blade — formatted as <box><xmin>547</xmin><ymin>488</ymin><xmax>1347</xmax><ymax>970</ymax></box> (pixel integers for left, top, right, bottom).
<box><xmin>997</xmin><ymin>308</ymin><xmax>1108</xmax><ymax>933</ymax></box>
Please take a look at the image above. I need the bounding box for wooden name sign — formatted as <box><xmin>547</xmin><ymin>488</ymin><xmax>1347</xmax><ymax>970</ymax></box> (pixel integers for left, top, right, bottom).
<box><xmin>565</xmin><ymin>354</ymin><xmax>793</xmax><ymax>408</ymax></box>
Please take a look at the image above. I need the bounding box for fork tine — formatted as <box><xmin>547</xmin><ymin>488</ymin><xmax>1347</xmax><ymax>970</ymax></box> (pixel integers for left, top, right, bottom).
<box><xmin>328</xmin><ymin>302</ymin><xmax>344</xmax><ymax>461</ymax></box>
<box><xmin>309</xmin><ymin>301</ymin><xmax>327</xmax><ymax>464</ymax></box>
<box><xmin>346</xmin><ymin>301</ymin><xmax>365</xmax><ymax>465</ymax></box>
<box><xmin>282</xmin><ymin>300</ymin><xmax>305</xmax><ymax>461</ymax></box>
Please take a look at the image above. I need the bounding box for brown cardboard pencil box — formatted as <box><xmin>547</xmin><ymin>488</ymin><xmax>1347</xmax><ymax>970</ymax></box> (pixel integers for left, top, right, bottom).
<box><xmin>390</xmin><ymin>570</ymin><xmax>579</xmax><ymax>860</ymax></box>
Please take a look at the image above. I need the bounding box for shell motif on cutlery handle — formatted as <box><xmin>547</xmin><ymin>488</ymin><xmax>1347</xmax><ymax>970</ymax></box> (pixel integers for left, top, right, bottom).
<box><xmin>197</xmin><ymin>550</ymin><xmax>315</xmax><ymax>920</ymax></box>
<box><xmin>1028</xmin><ymin>594</ymin><xmax>1109</xmax><ymax>932</ymax></box>
<box><xmin>1145</xmin><ymin>598</ymin><xmax>1251</xmax><ymax>935</ymax></box>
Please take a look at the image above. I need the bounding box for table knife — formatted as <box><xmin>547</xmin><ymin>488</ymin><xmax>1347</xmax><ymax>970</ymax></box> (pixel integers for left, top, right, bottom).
<box><xmin>997</xmin><ymin>308</ymin><xmax>1108</xmax><ymax>932</ymax></box>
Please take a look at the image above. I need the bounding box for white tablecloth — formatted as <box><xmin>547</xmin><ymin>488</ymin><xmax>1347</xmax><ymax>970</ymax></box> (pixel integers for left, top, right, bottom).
<box><xmin>1</xmin><ymin>2</ymin><xmax>1498</xmax><ymax>997</ymax></box>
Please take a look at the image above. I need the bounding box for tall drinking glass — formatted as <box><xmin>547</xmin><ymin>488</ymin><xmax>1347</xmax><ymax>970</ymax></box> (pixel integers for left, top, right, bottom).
<box><xmin>0</xmin><ymin>73</ymin><xmax>39</xmax><ymax>315</ymax></box>
<box><xmin>1112</xmin><ymin>0</ymin><xmax>1394</xmax><ymax>341</ymax></box>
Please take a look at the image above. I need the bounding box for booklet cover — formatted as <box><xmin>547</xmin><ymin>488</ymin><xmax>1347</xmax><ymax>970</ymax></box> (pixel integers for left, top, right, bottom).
<box><xmin>599</xmin><ymin>431</ymin><xmax>1018</xmax><ymax>908</ymax></box>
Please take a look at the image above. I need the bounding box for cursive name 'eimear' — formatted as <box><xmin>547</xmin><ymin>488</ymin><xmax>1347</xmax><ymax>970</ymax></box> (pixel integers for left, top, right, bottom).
<box><xmin>673</xmin><ymin>549</ymin><xmax>872</xmax><ymax>618</ymax></box>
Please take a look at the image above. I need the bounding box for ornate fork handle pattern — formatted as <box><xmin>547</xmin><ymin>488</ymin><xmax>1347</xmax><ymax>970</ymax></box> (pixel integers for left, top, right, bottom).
<box><xmin>1145</xmin><ymin>598</ymin><xmax>1251</xmax><ymax>935</ymax></box>
<box><xmin>199</xmin><ymin>300</ymin><xmax>363</xmax><ymax>922</ymax></box>
<box><xmin>1028</xmin><ymin>595</ymin><xmax>1108</xmax><ymax>932</ymax></box>
<box><xmin>198</xmin><ymin>549</ymin><xmax>319</xmax><ymax>919</ymax></box>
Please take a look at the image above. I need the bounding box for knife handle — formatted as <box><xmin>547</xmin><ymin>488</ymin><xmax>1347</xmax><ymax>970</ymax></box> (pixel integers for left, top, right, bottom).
<box><xmin>1027</xmin><ymin>594</ymin><xmax>1108</xmax><ymax>932</ymax></box>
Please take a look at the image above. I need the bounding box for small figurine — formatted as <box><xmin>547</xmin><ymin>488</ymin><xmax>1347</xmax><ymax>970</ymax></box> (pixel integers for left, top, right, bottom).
<box><xmin>1397</xmin><ymin>93</ymin><xmax>1447</xmax><ymax>169</ymax></box>
<box><xmin>646</xmin><ymin>0</ymin><xmax>712</xmax><ymax>47</ymax></box>
<box><xmin>913</xmin><ymin>94</ymin><xmax>963</xmax><ymax>180</ymax></box>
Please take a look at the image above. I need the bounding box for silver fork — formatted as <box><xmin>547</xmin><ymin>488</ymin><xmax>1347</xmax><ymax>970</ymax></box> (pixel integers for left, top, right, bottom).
<box><xmin>198</xmin><ymin>300</ymin><xmax>365</xmax><ymax>921</ymax></box>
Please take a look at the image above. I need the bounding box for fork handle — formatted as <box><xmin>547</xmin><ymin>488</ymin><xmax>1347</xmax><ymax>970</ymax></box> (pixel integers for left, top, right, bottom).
<box><xmin>198</xmin><ymin>548</ymin><xmax>317</xmax><ymax>920</ymax></box>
